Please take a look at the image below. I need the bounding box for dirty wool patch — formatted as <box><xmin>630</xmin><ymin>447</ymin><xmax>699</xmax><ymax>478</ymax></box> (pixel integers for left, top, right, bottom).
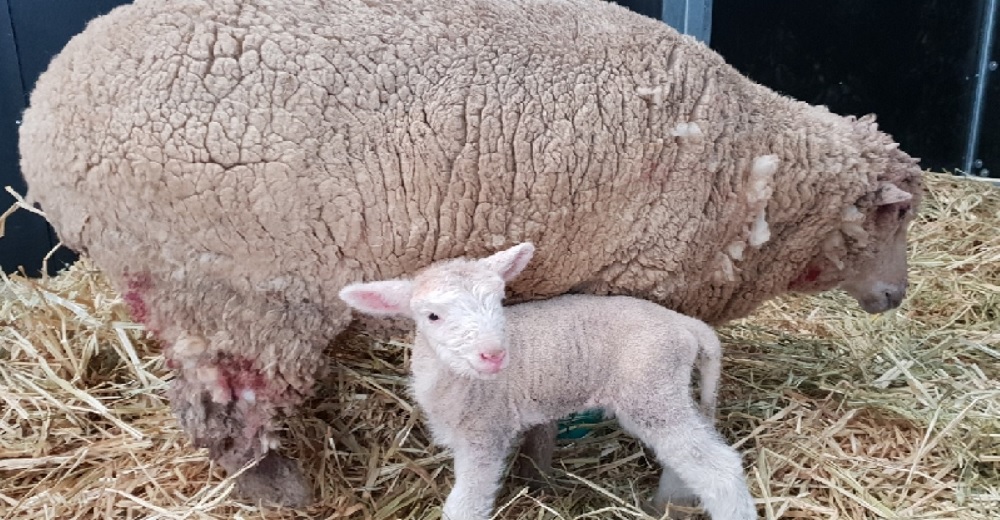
<box><xmin>1</xmin><ymin>173</ymin><xmax>998</xmax><ymax>519</ymax></box>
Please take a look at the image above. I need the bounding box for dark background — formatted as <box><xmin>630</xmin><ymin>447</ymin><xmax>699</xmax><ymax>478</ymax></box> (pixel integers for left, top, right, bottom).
<box><xmin>2</xmin><ymin>0</ymin><xmax>997</xmax><ymax>275</ymax></box>
<box><xmin>710</xmin><ymin>0</ymin><xmax>992</xmax><ymax>176</ymax></box>
<box><xmin>1</xmin><ymin>0</ymin><xmax>130</xmax><ymax>276</ymax></box>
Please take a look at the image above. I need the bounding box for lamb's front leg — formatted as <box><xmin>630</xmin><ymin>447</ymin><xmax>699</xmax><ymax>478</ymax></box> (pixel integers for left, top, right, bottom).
<box><xmin>442</xmin><ymin>432</ymin><xmax>514</xmax><ymax>520</ymax></box>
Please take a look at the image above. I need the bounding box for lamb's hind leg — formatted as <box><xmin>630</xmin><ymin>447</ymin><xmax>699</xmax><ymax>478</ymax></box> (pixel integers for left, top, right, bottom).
<box><xmin>651</xmin><ymin>465</ymin><xmax>700</xmax><ymax>519</ymax></box>
<box><xmin>616</xmin><ymin>406</ymin><xmax>756</xmax><ymax>520</ymax></box>
<box><xmin>512</xmin><ymin>421</ymin><xmax>558</xmax><ymax>488</ymax></box>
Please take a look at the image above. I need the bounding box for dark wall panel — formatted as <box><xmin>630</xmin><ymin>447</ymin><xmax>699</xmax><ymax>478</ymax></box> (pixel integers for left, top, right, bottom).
<box><xmin>0</xmin><ymin>0</ymin><xmax>131</xmax><ymax>275</ymax></box>
<box><xmin>611</xmin><ymin>0</ymin><xmax>661</xmax><ymax>20</ymax></box>
<box><xmin>710</xmin><ymin>0</ymin><xmax>983</xmax><ymax>174</ymax></box>
<box><xmin>9</xmin><ymin>0</ymin><xmax>133</xmax><ymax>93</ymax></box>
<box><xmin>0</xmin><ymin>0</ymin><xmax>56</xmax><ymax>275</ymax></box>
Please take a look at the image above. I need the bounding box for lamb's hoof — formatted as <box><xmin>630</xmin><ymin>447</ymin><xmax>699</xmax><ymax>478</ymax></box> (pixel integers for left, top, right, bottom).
<box><xmin>511</xmin><ymin>460</ymin><xmax>552</xmax><ymax>492</ymax></box>
<box><xmin>233</xmin><ymin>452</ymin><xmax>312</xmax><ymax>508</ymax></box>
<box><xmin>515</xmin><ymin>473</ymin><xmax>548</xmax><ymax>493</ymax></box>
<box><xmin>645</xmin><ymin>497</ymin><xmax>701</xmax><ymax>519</ymax></box>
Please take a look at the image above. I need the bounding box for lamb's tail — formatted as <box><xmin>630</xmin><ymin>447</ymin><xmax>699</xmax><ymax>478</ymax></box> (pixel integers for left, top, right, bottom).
<box><xmin>691</xmin><ymin>324</ymin><xmax>723</xmax><ymax>424</ymax></box>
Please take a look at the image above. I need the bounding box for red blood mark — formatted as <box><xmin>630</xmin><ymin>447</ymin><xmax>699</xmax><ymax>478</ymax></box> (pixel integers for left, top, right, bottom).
<box><xmin>122</xmin><ymin>272</ymin><xmax>152</xmax><ymax>324</ymax></box>
<box><xmin>789</xmin><ymin>265</ymin><xmax>823</xmax><ymax>289</ymax></box>
<box><xmin>120</xmin><ymin>272</ymin><xmax>166</xmax><ymax>338</ymax></box>
<box><xmin>215</xmin><ymin>355</ymin><xmax>272</xmax><ymax>402</ymax></box>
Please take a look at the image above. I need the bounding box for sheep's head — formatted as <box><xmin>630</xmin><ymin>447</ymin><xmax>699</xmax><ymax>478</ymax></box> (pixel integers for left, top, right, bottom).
<box><xmin>837</xmin><ymin>180</ymin><xmax>919</xmax><ymax>313</ymax></box>
<box><xmin>790</xmin><ymin>176</ymin><xmax>921</xmax><ymax>313</ymax></box>
<box><xmin>338</xmin><ymin>242</ymin><xmax>535</xmax><ymax>379</ymax></box>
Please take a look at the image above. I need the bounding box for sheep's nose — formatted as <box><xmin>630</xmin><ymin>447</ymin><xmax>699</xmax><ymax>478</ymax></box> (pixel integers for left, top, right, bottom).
<box><xmin>884</xmin><ymin>288</ymin><xmax>905</xmax><ymax>309</ymax></box>
<box><xmin>479</xmin><ymin>349</ymin><xmax>506</xmax><ymax>363</ymax></box>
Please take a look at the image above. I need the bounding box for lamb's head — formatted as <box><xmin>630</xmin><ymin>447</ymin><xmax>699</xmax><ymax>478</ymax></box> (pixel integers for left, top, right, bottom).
<box><xmin>338</xmin><ymin>242</ymin><xmax>536</xmax><ymax>378</ymax></box>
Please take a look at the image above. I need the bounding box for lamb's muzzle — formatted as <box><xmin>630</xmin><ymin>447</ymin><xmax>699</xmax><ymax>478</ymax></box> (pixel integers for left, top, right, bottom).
<box><xmin>477</xmin><ymin>348</ymin><xmax>507</xmax><ymax>374</ymax></box>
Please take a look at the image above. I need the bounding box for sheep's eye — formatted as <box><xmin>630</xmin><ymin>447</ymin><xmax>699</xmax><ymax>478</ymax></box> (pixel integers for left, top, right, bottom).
<box><xmin>427</xmin><ymin>313</ymin><xmax>440</xmax><ymax>322</ymax></box>
<box><xmin>897</xmin><ymin>205</ymin><xmax>910</xmax><ymax>219</ymax></box>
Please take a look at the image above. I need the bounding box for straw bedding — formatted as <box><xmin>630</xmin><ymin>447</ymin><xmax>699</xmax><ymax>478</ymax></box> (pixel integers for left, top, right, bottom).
<box><xmin>1</xmin><ymin>172</ymin><xmax>998</xmax><ymax>519</ymax></box>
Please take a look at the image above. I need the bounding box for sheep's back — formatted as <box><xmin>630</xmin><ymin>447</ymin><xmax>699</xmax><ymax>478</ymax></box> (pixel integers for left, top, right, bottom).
<box><xmin>19</xmin><ymin>0</ymin><xmax>873</xmax><ymax>329</ymax></box>
<box><xmin>22</xmin><ymin>1</ymin><xmax>721</xmax><ymax>297</ymax></box>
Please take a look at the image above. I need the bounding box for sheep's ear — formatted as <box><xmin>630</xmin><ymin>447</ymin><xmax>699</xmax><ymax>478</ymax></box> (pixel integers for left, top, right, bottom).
<box><xmin>338</xmin><ymin>280</ymin><xmax>414</xmax><ymax>317</ymax></box>
<box><xmin>874</xmin><ymin>182</ymin><xmax>912</xmax><ymax>206</ymax></box>
<box><xmin>481</xmin><ymin>242</ymin><xmax>535</xmax><ymax>282</ymax></box>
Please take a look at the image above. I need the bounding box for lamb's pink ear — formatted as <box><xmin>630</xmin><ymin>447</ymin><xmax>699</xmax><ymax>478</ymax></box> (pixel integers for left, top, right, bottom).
<box><xmin>338</xmin><ymin>280</ymin><xmax>414</xmax><ymax>317</ymax></box>
<box><xmin>874</xmin><ymin>182</ymin><xmax>912</xmax><ymax>206</ymax></box>
<box><xmin>481</xmin><ymin>242</ymin><xmax>535</xmax><ymax>282</ymax></box>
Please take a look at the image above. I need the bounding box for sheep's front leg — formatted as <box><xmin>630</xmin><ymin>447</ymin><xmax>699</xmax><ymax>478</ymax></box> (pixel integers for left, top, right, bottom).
<box><xmin>442</xmin><ymin>432</ymin><xmax>514</xmax><ymax>520</ymax></box>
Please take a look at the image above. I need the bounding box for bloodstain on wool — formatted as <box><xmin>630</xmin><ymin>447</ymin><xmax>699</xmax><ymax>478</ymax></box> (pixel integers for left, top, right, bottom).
<box><xmin>122</xmin><ymin>272</ymin><xmax>154</xmax><ymax>326</ymax></box>
<box><xmin>789</xmin><ymin>265</ymin><xmax>823</xmax><ymax>289</ymax></box>
<box><xmin>121</xmin><ymin>271</ymin><xmax>164</xmax><ymax>343</ymax></box>
<box><xmin>215</xmin><ymin>354</ymin><xmax>272</xmax><ymax>402</ymax></box>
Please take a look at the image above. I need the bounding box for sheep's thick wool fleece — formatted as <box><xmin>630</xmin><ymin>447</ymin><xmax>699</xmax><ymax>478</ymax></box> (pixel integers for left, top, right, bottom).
<box><xmin>19</xmin><ymin>0</ymin><xmax>921</xmax><ymax>440</ymax></box>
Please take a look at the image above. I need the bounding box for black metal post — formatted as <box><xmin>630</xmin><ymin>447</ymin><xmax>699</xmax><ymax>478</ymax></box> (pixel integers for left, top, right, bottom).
<box><xmin>963</xmin><ymin>0</ymin><xmax>998</xmax><ymax>177</ymax></box>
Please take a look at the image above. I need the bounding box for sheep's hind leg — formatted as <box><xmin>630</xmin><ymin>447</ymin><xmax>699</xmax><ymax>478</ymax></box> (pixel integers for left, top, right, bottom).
<box><xmin>442</xmin><ymin>431</ymin><xmax>515</xmax><ymax>520</ymax></box>
<box><xmin>118</xmin><ymin>269</ymin><xmax>336</xmax><ymax>507</ymax></box>
<box><xmin>616</xmin><ymin>407</ymin><xmax>756</xmax><ymax>520</ymax></box>
<box><xmin>170</xmin><ymin>365</ymin><xmax>313</xmax><ymax>507</ymax></box>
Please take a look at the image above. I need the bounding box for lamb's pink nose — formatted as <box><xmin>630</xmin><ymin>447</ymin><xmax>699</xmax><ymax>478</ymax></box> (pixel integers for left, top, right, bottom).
<box><xmin>479</xmin><ymin>349</ymin><xmax>506</xmax><ymax>372</ymax></box>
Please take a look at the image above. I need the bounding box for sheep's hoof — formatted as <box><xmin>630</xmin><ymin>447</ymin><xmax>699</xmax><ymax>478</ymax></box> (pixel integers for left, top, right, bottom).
<box><xmin>233</xmin><ymin>452</ymin><xmax>312</xmax><ymax>508</ymax></box>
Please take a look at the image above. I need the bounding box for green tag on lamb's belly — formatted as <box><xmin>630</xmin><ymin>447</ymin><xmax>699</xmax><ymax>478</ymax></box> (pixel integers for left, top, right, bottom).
<box><xmin>556</xmin><ymin>409</ymin><xmax>604</xmax><ymax>439</ymax></box>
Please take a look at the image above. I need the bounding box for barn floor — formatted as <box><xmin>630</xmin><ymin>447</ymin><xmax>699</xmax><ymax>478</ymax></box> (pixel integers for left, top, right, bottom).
<box><xmin>1</xmin><ymin>173</ymin><xmax>998</xmax><ymax>520</ymax></box>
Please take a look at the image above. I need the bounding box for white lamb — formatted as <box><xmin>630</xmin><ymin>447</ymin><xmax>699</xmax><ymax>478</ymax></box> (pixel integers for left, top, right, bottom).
<box><xmin>338</xmin><ymin>243</ymin><xmax>757</xmax><ymax>520</ymax></box>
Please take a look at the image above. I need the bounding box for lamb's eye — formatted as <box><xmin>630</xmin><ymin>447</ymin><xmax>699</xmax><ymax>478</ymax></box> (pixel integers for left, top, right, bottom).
<box><xmin>428</xmin><ymin>313</ymin><xmax>440</xmax><ymax>322</ymax></box>
<box><xmin>897</xmin><ymin>205</ymin><xmax>910</xmax><ymax>219</ymax></box>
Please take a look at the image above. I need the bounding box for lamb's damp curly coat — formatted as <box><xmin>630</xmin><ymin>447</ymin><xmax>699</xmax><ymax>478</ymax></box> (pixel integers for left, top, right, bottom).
<box><xmin>339</xmin><ymin>242</ymin><xmax>752</xmax><ymax>520</ymax></box>
<box><xmin>18</xmin><ymin>0</ymin><xmax>923</xmax><ymax>506</ymax></box>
